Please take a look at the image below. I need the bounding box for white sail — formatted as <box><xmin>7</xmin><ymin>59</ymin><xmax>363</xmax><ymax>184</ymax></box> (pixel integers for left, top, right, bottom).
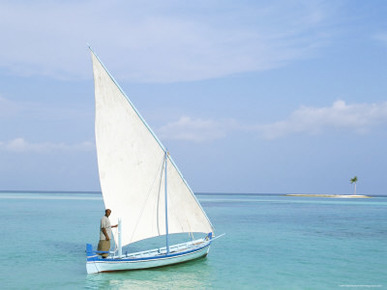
<box><xmin>91</xmin><ymin>51</ymin><xmax>214</xmax><ymax>247</ymax></box>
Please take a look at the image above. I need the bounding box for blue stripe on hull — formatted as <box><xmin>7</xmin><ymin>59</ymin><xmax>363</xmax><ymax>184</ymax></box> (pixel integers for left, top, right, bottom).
<box><xmin>99</xmin><ymin>252</ymin><xmax>208</xmax><ymax>273</ymax></box>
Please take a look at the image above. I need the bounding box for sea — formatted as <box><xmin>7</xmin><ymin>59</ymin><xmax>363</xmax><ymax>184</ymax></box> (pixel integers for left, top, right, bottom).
<box><xmin>1</xmin><ymin>191</ymin><xmax>386</xmax><ymax>289</ymax></box>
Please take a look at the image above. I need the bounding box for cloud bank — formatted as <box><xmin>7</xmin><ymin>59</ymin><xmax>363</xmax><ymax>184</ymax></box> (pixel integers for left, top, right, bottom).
<box><xmin>4</xmin><ymin>99</ymin><xmax>386</xmax><ymax>148</ymax></box>
<box><xmin>157</xmin><ymin>101</ymin><xmax>387</xmax><ymax>142</ymax></box>
<box><xmin>256</xmin><ymin>100</ymin><xmax>387</xmax><ymax>139</ymax></box>
<box><xmin>0</xmin><ymin>0</ymin><xmax>337</xmax><ymax>82</ymax></box>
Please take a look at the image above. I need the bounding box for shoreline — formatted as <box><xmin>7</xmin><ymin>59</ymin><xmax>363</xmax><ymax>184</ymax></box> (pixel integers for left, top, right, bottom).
<box><xmin>284</xmin><ymin>194</ymin><xmax>371</xmax><ymax>198</ymax></box>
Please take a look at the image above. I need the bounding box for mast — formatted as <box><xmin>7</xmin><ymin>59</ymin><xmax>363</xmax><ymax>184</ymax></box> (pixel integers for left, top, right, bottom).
<box><xmin>164</xmin><ymin>151</ymin><xmax>170</xmax><ymax>254</ymax></box>
<box><xmin>117</xmin><ymin>218</ymin><xmax>122</xmax><ymax>257</ymax></box>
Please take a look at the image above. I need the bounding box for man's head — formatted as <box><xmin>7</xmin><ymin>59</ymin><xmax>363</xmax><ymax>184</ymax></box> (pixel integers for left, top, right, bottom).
<box><xmin>105</xmin><ymin>209</ymin><xmax>111</xmax><ymax>217</ymax></box>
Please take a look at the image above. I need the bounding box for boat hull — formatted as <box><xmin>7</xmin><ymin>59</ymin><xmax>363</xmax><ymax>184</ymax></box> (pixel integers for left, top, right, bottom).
<box><xmin>86</xmin><ymin>240</ymin><xmax>211</xmax><ymax>274</ymax></box>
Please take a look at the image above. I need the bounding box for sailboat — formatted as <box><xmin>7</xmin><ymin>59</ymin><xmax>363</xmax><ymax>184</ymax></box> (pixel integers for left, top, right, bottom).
<box><xmin>86</xmin><ymin>48</ymin><xmax>217</xmax><ymax>274</ymax></box>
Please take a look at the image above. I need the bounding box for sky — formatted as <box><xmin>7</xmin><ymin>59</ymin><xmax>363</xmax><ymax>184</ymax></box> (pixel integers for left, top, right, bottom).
<box><xmin>0</xmin><ymin>0</ymin><xmax>386</xmax><ymax>194</ymax></box>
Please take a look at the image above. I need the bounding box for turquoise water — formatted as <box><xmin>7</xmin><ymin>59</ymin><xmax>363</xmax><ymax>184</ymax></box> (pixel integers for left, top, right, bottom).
<box><xmin>1</xmin><ymin>192</ymin><xmax>386</xmax><ymax>289</ymax></box>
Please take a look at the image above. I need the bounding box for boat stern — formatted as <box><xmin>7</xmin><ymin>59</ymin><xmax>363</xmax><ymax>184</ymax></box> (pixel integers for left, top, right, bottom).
<box><xmin>86</xmin><ymin>244</ymin><xmax>100</xmax><ymax>274</ymax></box>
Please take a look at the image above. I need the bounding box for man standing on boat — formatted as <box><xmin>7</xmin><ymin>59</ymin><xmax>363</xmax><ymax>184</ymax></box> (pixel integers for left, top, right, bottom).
<box><xmin>98</xmin><ymin>209</ymin><xmax>118</xmax><ymax>258</ymax></box>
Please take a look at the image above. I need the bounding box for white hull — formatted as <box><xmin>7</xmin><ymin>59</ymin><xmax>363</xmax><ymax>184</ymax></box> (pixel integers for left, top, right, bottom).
<box><xmin>86</xmin><ymin>239</ymin><xmax>211</xmax><ymax>274</ymax></box>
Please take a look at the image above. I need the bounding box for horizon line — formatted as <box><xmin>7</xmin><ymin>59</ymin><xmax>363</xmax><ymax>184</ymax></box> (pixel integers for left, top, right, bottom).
<box><xmin>0</xmin><ymin>190</ymin><xmax>385</xmax><ymax>197</ymax></box>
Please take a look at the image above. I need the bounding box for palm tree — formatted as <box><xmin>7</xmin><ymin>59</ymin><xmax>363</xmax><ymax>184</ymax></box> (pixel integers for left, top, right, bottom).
<box><xmin>350</xmin><ymin>176</ymin><xmax>358</xmax><ymax>195</ymax></box>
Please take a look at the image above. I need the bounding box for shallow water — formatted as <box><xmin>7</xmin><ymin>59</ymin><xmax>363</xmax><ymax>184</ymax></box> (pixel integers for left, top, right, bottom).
<box><xmin>1</xmin><ymin>192</ymin><xmax>386</xmax><ymax>289</ymax></box>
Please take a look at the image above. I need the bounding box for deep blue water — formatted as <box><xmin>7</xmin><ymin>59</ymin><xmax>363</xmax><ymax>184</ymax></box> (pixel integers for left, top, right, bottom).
<box><xmin>1</xmin><ymin>192</ymin><xmax>386</xmax><ymax>289</ymax></box>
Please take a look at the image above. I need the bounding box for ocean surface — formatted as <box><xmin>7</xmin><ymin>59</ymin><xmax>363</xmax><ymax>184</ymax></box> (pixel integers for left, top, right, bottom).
<box><xmin>1</xmin><ymin>191</ymin><xmax>386</xmax><ymax>289</ymax></box>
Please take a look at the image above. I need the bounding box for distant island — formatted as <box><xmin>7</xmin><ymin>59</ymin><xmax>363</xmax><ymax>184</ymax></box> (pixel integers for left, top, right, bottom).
<box><xmin>285</xmin><ymin>194</ymin><xmax>371</xmax><ymax>198</ymax></box>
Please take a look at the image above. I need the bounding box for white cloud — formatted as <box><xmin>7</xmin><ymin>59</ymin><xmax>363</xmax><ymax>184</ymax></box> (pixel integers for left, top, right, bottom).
<box><xmin>158</xmin><ymin>116</ymin><xmax>236</xmax><ymax>142</ymax></box>
<box><xmin>0</xmin><ymin>138</ymin><xmax>94</xmax><ymax>153</ymax></box>
<box><xmin>0</xmin><ymin>0</ymin><xmax>337</xmax><ymax>82</ymax></box>
<box><xmin>255</xmin><ymin>100</ymin><xmax>387</xmax><ymax>139</ymax></box>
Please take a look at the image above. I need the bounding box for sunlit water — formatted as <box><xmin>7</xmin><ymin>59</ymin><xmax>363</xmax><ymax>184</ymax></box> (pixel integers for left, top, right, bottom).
<box><xmin>1</xmin><ymin>192</ymin><xmax>386</xmax><ymax>289</ymax></box>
